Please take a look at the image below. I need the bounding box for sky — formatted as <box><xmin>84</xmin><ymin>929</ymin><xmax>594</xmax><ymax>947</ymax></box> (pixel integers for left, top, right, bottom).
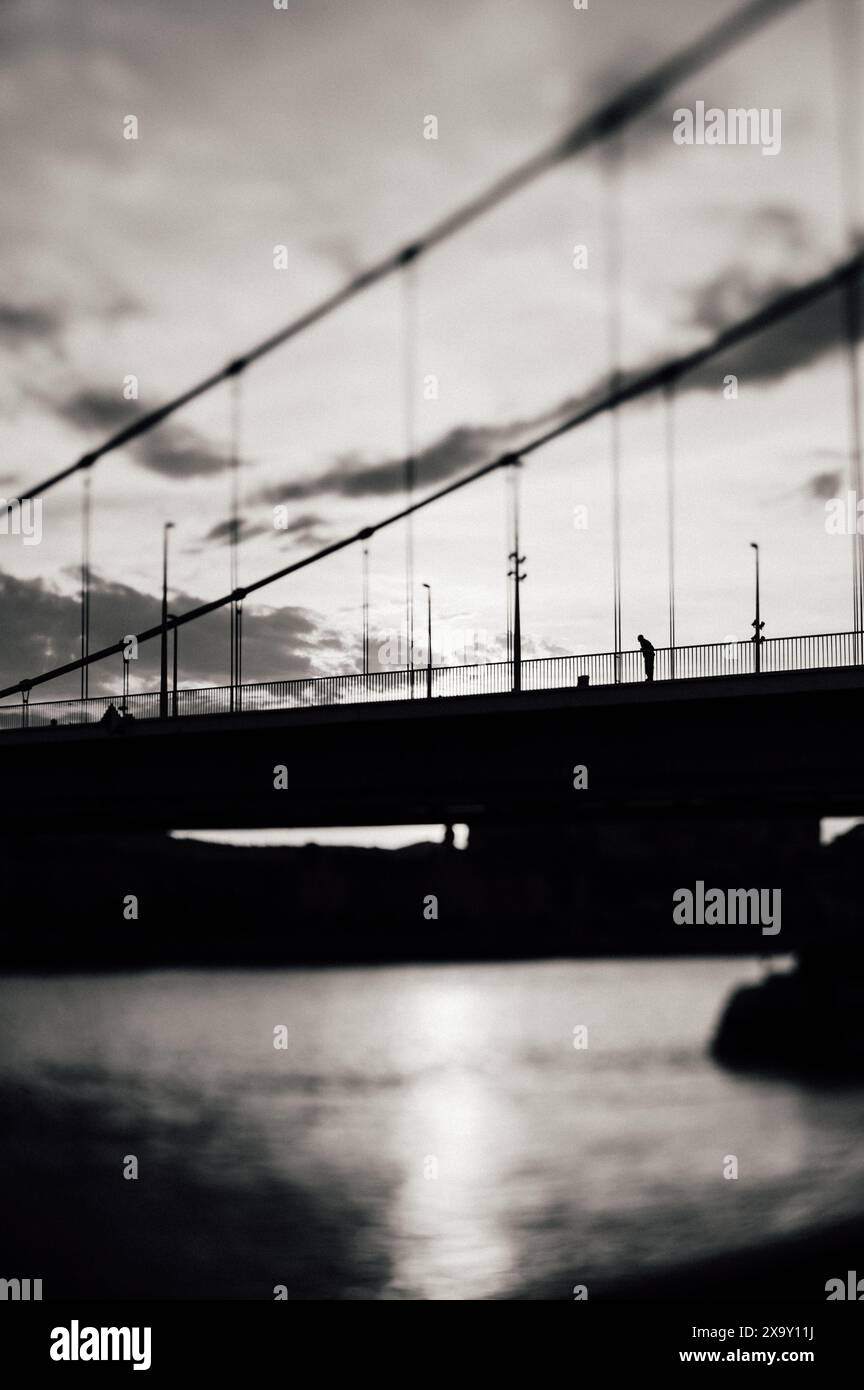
<box><xmin>1</xmin><ymin>0</ymin><xmax>863</xmax><ymax>712</ymax></box>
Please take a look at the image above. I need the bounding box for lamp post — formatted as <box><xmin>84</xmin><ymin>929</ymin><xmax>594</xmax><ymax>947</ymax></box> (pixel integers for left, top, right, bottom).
<box><xmin>422</xmin><ymin>583</ymin><xmax>432</xmax><ymax>699</ymax></box>
<box><xmin>750</xmin><ymin>541</ymin><xmax>764</xmax><ymax>674</ymax></box>
<box><xmin>506</xmin><ymin>454</ymin><xmax>527</xmax><ymax>693</ymax></box>
<box><xmin>168</xmin><ymin>613</ymin><xmax>179</xmax><ymax>718</ymax></box>
<box><xmin>508</xmin><ymin>551</ymin><xmax>527</xmax><ymax>693</ymax></box>
<box><xmin>160</xmin><ymin>522</ymin><xmax>174</xmax><ymax>718</ymax></box>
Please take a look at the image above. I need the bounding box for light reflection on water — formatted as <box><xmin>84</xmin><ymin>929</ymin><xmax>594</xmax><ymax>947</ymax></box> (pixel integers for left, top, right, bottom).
<box><xmin>1</xmin><ymin>958</ymin><xmax>863</xmax><ymax>1300</ymax></box>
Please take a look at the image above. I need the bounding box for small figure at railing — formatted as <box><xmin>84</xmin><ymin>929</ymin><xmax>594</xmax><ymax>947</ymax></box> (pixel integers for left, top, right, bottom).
<box><xmin>637</xmin><ymin>633</ymin><xmax>655</xmax><ymax>683</ymax></box>
<box><xmin>99</xmin><ymin>702</ymin><xmax>123</xmax><ymax>733</ymax></box>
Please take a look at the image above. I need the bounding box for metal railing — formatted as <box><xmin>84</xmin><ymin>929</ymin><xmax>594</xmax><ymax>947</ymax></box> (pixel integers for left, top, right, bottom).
<box><xmin>1</xmin><ymin>631</ymin><xmax>861</xmax><ymax>732</ymax></box>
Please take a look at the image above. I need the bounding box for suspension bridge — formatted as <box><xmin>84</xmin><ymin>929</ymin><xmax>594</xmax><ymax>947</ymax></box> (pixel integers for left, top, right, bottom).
<box><xmin>2</xmin><ymin>0</ymin><xmax>863</xmax><ymax>833</ymax></box>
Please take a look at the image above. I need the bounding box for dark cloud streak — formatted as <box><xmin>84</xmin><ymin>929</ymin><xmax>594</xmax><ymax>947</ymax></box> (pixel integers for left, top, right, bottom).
<box><xmin>202</xmin><ymin>517</ymin><xmax>269</xmax><ymax>545</ymax></box>
<box><xmin>805</xmin><ymin>469</ymin><xmax>844</xmax><ymax>500</ymax></box>
<box><xmin>250</xmin><ymin>257</ymin><xmax>864</xmax><ymax>507</ymax></box>
<box><xmin>0</xmin><ymin>569</ymin><xmax>355</xmax><ymax>697</ymax></box>
<box><xmin>55</xmin><ymin>389</ymin><xmax>229</xmax><ymax>479</ymax></box>
<box><xmin>0</xmin><ymin>302</ymin><xmax>65</xmax><ymax>348</ymax></box>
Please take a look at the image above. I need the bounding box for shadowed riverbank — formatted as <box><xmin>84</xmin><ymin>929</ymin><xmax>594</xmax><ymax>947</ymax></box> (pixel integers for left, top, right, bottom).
<box><xmin>5</xmin><ymin>816</ymin><xmax>862</xmax><ymax>971</ymax></box>
<box><xmin>586</xmin><ymin>1216</ymin><xmax>864</xmax><ymax>1301</ymax></box>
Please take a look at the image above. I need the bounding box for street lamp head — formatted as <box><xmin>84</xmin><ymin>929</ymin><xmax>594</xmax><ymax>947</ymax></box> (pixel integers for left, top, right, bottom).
<box><xmin>422</xmin><ymin>582</ymin><xmax>431</xmax><ymax>591</ymax></box>
<box><xmin>749</xmin><ymin>541</ymin><xmax>758</xmax><ymax>550</ymax></box>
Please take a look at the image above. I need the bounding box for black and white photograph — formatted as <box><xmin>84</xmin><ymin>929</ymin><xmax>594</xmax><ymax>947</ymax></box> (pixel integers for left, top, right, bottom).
<box><xmin>1</xmin><ymin>0</ymin><xmax>863</xmax><ymax>1361</ymax></box>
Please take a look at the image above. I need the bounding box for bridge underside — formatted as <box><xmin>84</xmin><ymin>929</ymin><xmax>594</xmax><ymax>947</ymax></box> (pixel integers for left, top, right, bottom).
<box><xmin>3</xmin><ymin>667</ymin><xmax>863</xmax><ymax>832</ymax></box>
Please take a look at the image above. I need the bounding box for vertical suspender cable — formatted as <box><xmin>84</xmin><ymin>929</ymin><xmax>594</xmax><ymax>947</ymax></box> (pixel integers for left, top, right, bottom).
<box><xmin>80</xmin><ymin>471</ymin><xmax>91</xmax><ymax>700</ymax></box>
<box><xmin>236</xmin><ymin>600</ymin><xmax>243</xmax><ymax>706</ymax></box>
<box><xmin>845</xmin><ymin>279</ymin><xmax>864</xmax><ymax>651</ymax></box>
<box><xmin>505</xmin><ymin>470</ymin><xmax>515</xmax><ymax>663</ymax></box>
<box><xmin>664</xmin><ymin>379</ymin><xmax>678</xmax><ymax>677</ymax></box>
<box><xmin>507</xmin><ymin>458</ymin><xmax>526</xmax><ymax>692</ymax></box>
<box><xmin>400</xmin><ymin>248</ymin><xmax>420</xmax><ymax>694</ymax></box>
<box><xmin>228</xmin><ymin>370</ymin><xmax>244</xmax><ymax>709</ymax></box>
<box><xmin>603</xmin><ymin>146</ymin><xmax>624</xmax><ymax>681</ymax></box>
<box><xmin>827</xmin><ymin>0</ymin><xmax>864</xmax><ymax>650</ymax></box>
<box><xmin>362</xmin><ymin>538</ymin><xmax>370</xmax><ymax>676</ymax></box>
<box><xmin>611</xmin><ymin>403</ymin><xmax>622</xmax><ymax>681</ymax></box>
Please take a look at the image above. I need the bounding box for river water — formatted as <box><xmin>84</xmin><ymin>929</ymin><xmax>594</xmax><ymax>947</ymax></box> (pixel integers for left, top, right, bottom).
<box><xmin>1</xmin><ymin>958</ymin><xmax>862</xmax><ymax>1299</ymax></box>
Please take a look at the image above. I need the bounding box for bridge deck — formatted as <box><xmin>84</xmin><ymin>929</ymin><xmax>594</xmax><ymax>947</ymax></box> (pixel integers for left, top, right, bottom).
<box><xmin>1</xmin><ymin>663</ymin><xmax>863</xmax><ymax>829</ymax></box>
<box><xmin>1</xmin><ymin>631</ymin><xmax>861</xmax><ymax>735</ymax></box>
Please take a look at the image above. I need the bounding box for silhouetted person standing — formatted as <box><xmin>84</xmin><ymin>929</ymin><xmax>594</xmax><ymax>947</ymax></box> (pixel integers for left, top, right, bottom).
<box><xmin>637</xmin><ymin>634</ymin><xmax>655</xmax><ymax>683</ymax></box>
<box><xmin>99</xmin><ymin>702</ymin><xmax>122</xmax><ymax>733</ymax></box>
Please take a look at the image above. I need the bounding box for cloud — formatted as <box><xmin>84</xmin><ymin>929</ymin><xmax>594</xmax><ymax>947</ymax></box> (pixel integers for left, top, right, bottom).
<box><xmin>139</xmin><ymin>431</ymin><xmax>228</xmax><ymax>479</ymax></box>
<box><xmin>57</xmin><ymin>389</ymin><xmax>135</xmax><ymax>435</ymax></box>
<box><xmin>547</xmin><ymin>254</ymin><xmax>864</xmax><ymax>419</ymax></box>
<box><xmin>307</xmin><ymin>231</ymin><xmax>365</xmax><ymax>279</ymax></box>
<box><xmin>247</xmin><ymin>249</ymin><xmax>864</xmax><ymax>511</ymax></box>
<box><xmin>202</xmin><ymin>517</ymin><xmax>269</xmax><ymax>545</ymax></box>
<box><xmin>747</xmin><ymin>205</ymin><xmax>811</xmax><ymax>255</ymax></box>
<box><xmin>190</xmin><ymin>513</ymin><xmax>333</xmax><ymax>561</ymax></box>
<box><xmin>805</xmin><ymin>469</ymin><xmax>844</xmax><ymax>500</ymax></box>
<box><xmin>200</xmin><ymin>511</ymin><xmax>333</xmax><ymax>551</ymax></box>
<box><xmin>0</xmin><ymin>568</ymin><xmax>356</xmax><ymax>698</ymax></box>
<box><xmin>683</xmin><ymin>273</ymin><xmax>861</xmax><ymax>388</ymax></box>
<box><xmin>678</xmin><ymin>208</ymin><xmax>862</xmax><ymax>385</ymax></box>
<box><xmin>55</xmin><ymin>389</ymin><xmax>229</xmax><ymax>479</ymax></box>
<box><xmin>685</xmin><ymin>266</ymin><xmax>803</xmax><ymax>338</ymax></box>
<box><xmin>336</xmin><ymin>425</ymin><xmax>519</xmax><ymax>497</ymax></box>
<box><xmin>271</xmin><ymin>510</ymin><xmax>335</xmax><ymax>548</ymax></box>
<box><xmin>0</xmin><ymin>302</ymin><xmax>65</xmax><ymax>348</ymax></box>
<box><xmin>0</xmin><ymin>293</ymin><xmax>139</xmax><ymax>355</ymax></box>
<box><xmin>254</xmin><ymin>419</ymin><xmax>539</xmax><ymax>506</ymax></box>
<box><xmin>275</xmin><ymin>510</ymin><xmax>328</xmax><ymax>536</ymax></box>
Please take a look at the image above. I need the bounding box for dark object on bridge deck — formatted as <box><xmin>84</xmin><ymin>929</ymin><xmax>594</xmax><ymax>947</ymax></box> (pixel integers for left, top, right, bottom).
<box><xmin>712</xmin><ymin>951</ymin><xmax>864</xmax><ymax>1077</ymax></box>
<box><xmin>98</xmin><ymin>702</ymin><xmax>137</xmax><ymax>734</ymax></box>
<box><xmin>637</xmin><ymin>633</ymin><xmax>655</xmax><ymax>682</ymax></box>
<box><xmin>99</xmin><ymin>703</ymin><xmax>123</xmax><ymax>733</ymax></box>
<box><xmin>577</xmin><ymin>674</ymin><xmax>590</xmax><ymax>688</ymax></box>
<box><xmin>98</xmin><ymin>703</ymin><xmax>136</xmax><ymax>733</ymax></box>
